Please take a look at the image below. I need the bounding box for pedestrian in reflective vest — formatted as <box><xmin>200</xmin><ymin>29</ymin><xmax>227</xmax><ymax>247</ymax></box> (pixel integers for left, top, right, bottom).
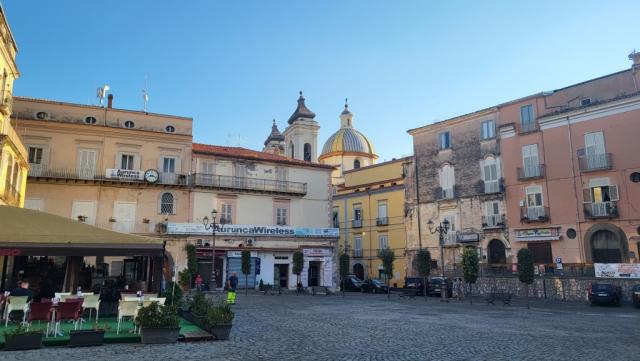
<box><xmin>227</xmin><ymin>272</ymin><xmax>238</xmax><ymax>304</ymax></box>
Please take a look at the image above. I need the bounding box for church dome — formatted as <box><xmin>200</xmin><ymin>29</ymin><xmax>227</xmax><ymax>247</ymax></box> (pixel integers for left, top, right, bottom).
<box><xmin>319</xmin><ymin>102</ymin><xmax>376</xmax><ymax>159</ymax></box>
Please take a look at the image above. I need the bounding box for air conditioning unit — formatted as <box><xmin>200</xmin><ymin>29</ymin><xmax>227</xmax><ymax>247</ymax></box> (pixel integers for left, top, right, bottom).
<box><xmin>519</xmin><ymin>200</ymin><xmax>525</xmax><ymax>207</ymax></box>
<box><xmin>245</xmin><ymin>238</ymin><xmax>255</xmax><ymax>246</ymax></box>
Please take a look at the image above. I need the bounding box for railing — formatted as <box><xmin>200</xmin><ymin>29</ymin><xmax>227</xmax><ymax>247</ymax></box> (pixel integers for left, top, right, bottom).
<box><xmin>376</xmin><ymin>217</ymin><xmax>388</xmax><ymax>226</ymax></box>
<box><xmin>482</xmin><ymin>214</ymin><xmax>505</xmax><ymax>229</ymax></box>
<box><xmin>578</xmin><ymin>153</ymin><xmax>612</xmax><ymax>172</ymax></box>
<box><xmin>1</xmin><ymin>119</ymin><xmax>28</xmax><ymax>158</ymax></box>
<box><xmin>520</xmin><ymin>206</ymin><xmax>549</xmax><ymax>222</ymax></box>
<box><xmin>584</xmin><ymin>201</ymin><xmax>618</xmax><ymax>219</ymax></box>
<box><xmin>440</xmin><ymin>188</ymin><xmax>454</xmax><ymax>200</ymax></box>
<box><xmin>352</xmin><ymin>249</ymin><xmax>363</xmax><ymax>258</ymax></box>
<box><xmin>158</xmin><ymin>172</ymin><xmax>188</xmax><ymax>185</ymax></box>
<box><xmin>192</xmin><ymin>173</ymin><xmax>307</xmax><ymax>195</ymax></box>
<box><xmin>517</xmin><ymin>164</ymin><xmax>545</xmax><ymax>180</ymax></box>
<box><xmin>352</xmin><ymin>219</ymin><xmax>363</xmax><ymax>228</ymax></box>
<box><xmin>484</xmin><ymin>180</ymin><xmax>499</xmax><ymax>194</ymax></box>
<box><xmin>519</xmin><ymin>121</ymin><xmax>538</xmax><ymax>134</ymax></box>
<box><xmin>2</xmin><ymin>183</ymin><xmax>21</xmax><ymax>206</ymax></box>
<box><xmin>443</xmin><ymin>231</ymin><xmax>458</xmax><ymax>246</ymax></box>
<box><xmin>447</xmin><ymin>263</ymin><xmax>596</xmax><ymax>278</ymax></box>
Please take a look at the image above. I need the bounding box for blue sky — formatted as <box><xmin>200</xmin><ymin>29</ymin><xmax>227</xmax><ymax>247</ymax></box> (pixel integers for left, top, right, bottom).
<box><xmin>4</xmin><ymin>1</ymin><xmax>640</xmax><ymax>161</ymax></box>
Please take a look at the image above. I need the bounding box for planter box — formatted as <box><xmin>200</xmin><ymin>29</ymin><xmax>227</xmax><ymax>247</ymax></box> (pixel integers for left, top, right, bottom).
<box><xmin>4</xmin><ymin>332</ymin><xmax>44</xmax><ymax>351</ymax></box>
<box><xmin>140</xmin><ymin>327</ymin><xmax>181</xmax><ymax>344</ymax></box>
<box><xmin>69</xmin><ymin>330</ymin><xmax>105</xmax><ymax>347</ymax></box>
<box><xmin>211</xmin><ymin>323</ymin><xmax>232</xmax><ymax>340</ymax></box>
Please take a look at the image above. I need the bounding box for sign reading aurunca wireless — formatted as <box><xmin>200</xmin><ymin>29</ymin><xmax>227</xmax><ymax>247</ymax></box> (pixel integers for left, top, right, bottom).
<box><xmin>166</xmin><ymin>222</ymin><xmax>339</xmax><ymax>238</ymax></box>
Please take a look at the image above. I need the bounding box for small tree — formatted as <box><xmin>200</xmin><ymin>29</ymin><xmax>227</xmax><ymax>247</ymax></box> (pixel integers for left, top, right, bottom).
<box><xmin>339</xmin><ymin>253</ymin><xmax>350</xmax><ymax>297</ymax></box>
<box><xmin>379</xmin><ymin>249</ymin><xmax>395</xmax><ymax>299</ymax></box>
<box><xmin>416</xmin><ymin>249</ymin><xmax>431</xmax><ymax>301</ymax></box>
<box><xmin>241</xmin><ymin>250</ymin><xmax>251</xmax><ymax>295</ymax></box>
<box><xmin>178</xmin><ymin>268</ymin><xmax>191</xmax><ymax>292</ymax></box>
<box><xmin>517</xmin><ymin>248</ymin><xmax>535</xmax><ymax>309</ymax></box>
<box><xmin>461</xmin><ymin>248</ymin><xmax>479</xmax><ymax>304</ymax></box>
<box><xmin>292</xmin><ymin>251</ymin><xmax>304</xmax><ymax>295</ymax></box>
<box><xmin>185</xmin><ymin>244</ymin><xmax>198</xmax><ymax>287</ymax></box>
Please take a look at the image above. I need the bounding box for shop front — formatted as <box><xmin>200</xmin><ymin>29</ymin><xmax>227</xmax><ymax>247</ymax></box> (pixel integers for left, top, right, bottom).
<box><xmin>300</xmin><ymin>248</ymin><xmax>334</xmax><ymax>288</ymax></box>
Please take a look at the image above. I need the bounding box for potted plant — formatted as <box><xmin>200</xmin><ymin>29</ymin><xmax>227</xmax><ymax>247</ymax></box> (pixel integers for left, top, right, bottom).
<box><xmin>136</xmin><ymin>302</ymin><xmax>181</xmax><ymax>344</ymax></box>
<box><xmin>181</xmin><ymin>292</ymin><xmax>209</xmax><ymax>329</ymax></box>
<box><xmin>3</xmin><ymin>324</ymin><xmax>44</xmax><ymax>351</ymax></box>
<box><xmin>205</xmin><ymin>300</ymin><xmax>234</xmax><ymax>340</ymax></box>
<box><xmin>69</xmin><ymin>322</ymin><xmax>109</xmax><ymax>347</ymax></box>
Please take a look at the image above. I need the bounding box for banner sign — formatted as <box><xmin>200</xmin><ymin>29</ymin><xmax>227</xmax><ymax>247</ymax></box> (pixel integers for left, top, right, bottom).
<box><xmin>515</xmin><ymin>228</ymin><xmax>560</xmax><ymax>242</ymax></box>
<box><xmin>105</xmin><ymin>168</ymin><xmax>143</xmax><ymax>181</ymax></box>
<box><xmin>303</xmin><ymin>248</ymin><xmax>332</xmax><ymax>257</ymax></box>
<box><xmin>166</xmin><ymin>222</ymin><xmax>339</xmax><ymax>238</ymax></box>
<box><xmin>595</xmin><ymin>263</ymin><xmax>640</xmax><ymax>279</ymax></box>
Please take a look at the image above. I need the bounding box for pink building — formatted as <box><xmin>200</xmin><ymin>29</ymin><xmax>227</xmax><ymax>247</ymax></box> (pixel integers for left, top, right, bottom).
<box><xmin>500</xmin><ymin>52</ymin><xmax>640</xmax><ymax>267</ymax></box>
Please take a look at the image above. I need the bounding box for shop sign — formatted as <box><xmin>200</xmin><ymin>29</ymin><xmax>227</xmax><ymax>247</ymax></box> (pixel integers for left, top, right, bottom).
<box><xmin>166</xmin><ymin>222</ymin><xmax>339</xmax><ymax>238</ymax></box>
<box><xmin>227</xmin><ymin>251</ymin><xmax>258</xmax><ymax>258</ymax></box>
<box><xmin>303</xmin><ymin>248</ymin><xmax>332</xmax><ymax>257</ymax></box>
<box><xmin>0</xmin><ymin>248</ymin><xmax>20</xmax><ymax>256</ymax></box>
<box><xmin>105</xmin><ymin>168</ymin><xmax>144</xmax><ymax>181</ymax></box>
<box><xmin>515</xmin><ymin>228</ymin><xmax>560</xmax><ymax>242</ymax></box>
<box><xmin>457</xmin><ymin>233</ymin><xmax>480</xmax><ymax>243</ymax></box>
<box><xmin>595</xmin><ymin>263</ymin><xmax>640</xmax><ymax>279</ymax></box>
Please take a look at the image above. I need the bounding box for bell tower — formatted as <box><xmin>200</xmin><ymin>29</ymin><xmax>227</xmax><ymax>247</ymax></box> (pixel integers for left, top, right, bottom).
<box><xmin>283</xmin><ymin>91</ymin><xmax>319</xmax><ymax>162</ymax></box>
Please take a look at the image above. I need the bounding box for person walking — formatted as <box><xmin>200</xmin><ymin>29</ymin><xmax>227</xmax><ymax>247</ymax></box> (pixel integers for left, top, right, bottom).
<box><xmin>452</xmin><ymin>278</ymin><xmax>459</xmax><ymax>301</ymax></box>
<box><xmin>457</xmin><ymin>277</ymin><xmax>465</xmax><ymax>301</ymax></box>
<box><xmin>227</xmin><ymin>272</ymin><xmax>238</xmax><ymax>305</ymax></box>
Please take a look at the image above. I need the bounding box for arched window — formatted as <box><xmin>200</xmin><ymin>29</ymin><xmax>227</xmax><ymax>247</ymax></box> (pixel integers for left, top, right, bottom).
<box><xmin>303</xmin><ymin>143</ymin><xmax>311</xmax><ymax>162</ymax></box>
<box><xmin>290</xmin><ymin>142</ymin><xmax>295</xmax><ymax>158</ymax></box>
<box><xmin>353</xmin><ymin>159</ymin><xmax>361</xmax><ymax>169</ymax></box>
<box><xmin>160</xmin><ymin>192</ymin><xmax>175</xmax><ymax>214</ymax></box>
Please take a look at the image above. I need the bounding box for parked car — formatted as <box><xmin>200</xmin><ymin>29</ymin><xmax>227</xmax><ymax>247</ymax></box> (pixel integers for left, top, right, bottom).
<box><xmin>631</xmin><ymin>284</ymin><xmax>640</xmax><ymax>308</ymax></box>
<box><xmin>342</xmin><ymin>275</ymin><xmax>364</xmax><ymax>291</ymax></box>
<box><xmin>588</xmin><ymin>283</ymin><xmax>622</xmax><ymax>306</ymax></box>
<box><xmin>361</xmin><ymin>279</ymin><xmax>389</xmax><ymax>294</ymax></box>
<box><xmin>428</xmin><ymin>277</ymin><xmax>453</xmax><ymax>297</ymax></box>
<box><xmin>404</xmin><ymin>277</ymin><xmax>427</xmax><ymax>296</ymax></box>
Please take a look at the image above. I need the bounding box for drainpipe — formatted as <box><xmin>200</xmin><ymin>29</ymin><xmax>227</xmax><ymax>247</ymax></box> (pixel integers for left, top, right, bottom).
<box><xmin>412</xmin><ymin>144</ymin><xmax>423</xmax><ymax>257</ymax></box>
<box><xmin>566</xmin><ymin>116</ymin><xmax>585</xmax><ymax>263</ymax></box>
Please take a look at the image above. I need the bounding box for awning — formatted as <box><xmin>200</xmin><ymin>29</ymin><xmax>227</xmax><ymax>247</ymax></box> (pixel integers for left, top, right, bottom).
<box><xmin>0</xmin><ymin>206</ymin><xmax>164</xmax><ymax>256</ymax></box>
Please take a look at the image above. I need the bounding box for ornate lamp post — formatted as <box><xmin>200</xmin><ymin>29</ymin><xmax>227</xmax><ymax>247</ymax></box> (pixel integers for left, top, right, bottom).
<box><xmin>427</xmin><ymin>219</ymin><xmax>450</xmax><ymax>277</ymax></box>
<box><xmin>203</xmin><ymin>209</ymin><xmax>218</xmax><ymax>292</ymax></box>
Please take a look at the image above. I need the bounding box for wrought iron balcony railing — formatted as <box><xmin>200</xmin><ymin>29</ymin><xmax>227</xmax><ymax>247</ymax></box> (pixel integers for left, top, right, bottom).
<box><xmin>520</xmin><ymin>206</ymin><xmax>550</xmax><ymax>223</ymax></box>
<box><xmin>376</xmin><ymin>217</ymin><xmax>388</xmax><ymax>226</ymax></box>
<box><xmin>352</xmin><ymin>219</ymin><xmax>363</xmax><ymax>228</ymax></box>
<box><xmin>192</xmin><ymin>173</ymin><xmax>307</xmax><ymax>195</ymax></box>
<box><xmin>517</xmin><ymin>164</ymin><xmax>545</xmax><ymax>181</ymax></box>
<box><xmin>578</xmin><ymin>153</ymin><xmax>612</xmax><ymax>173</ymax></box>
<box><xmin>482</xmin><ymin>214</ymin><xmax>505</xmax><ymax>229</ymax></box>
<box><xmin>584</xmin><ymin>201</ymin><xmax>618</xmax><ymax>219</ymax></box>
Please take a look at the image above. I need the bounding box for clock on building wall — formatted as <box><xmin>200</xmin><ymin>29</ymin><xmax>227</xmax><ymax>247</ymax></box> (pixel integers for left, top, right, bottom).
<box><xmin>144</xmin><ymin>169</ymin><xmax>159</xmax><ymax>184</ymax></box>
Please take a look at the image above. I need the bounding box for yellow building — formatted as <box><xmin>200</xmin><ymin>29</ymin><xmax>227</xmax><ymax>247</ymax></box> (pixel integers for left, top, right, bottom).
<box><xmin>0</xmin><ymin>4</ymin><xmax>27</xmax><ymax>209</ymax></box>
<box><xmin>332</xmin><ymin>157</ymin><xmax>410</xmax><ymax>287</ymax></box>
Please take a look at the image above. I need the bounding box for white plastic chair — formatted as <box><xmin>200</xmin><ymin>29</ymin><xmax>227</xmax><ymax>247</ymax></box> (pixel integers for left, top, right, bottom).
<box><xmin>4</xmin><ymin>296</ymin><xmax>29</xmax><ymax>327</ymax></box>
<box><xmin>54</xmin><ymin>292</ymin><xmax>71</xmax><ymax>300</ymax></box>
<box><xmin>150</xmin><ymin>297</ymin><xmax>166</xmax><ymax>305</ymax></box>
<box><xmin>82</xmin><ymin>294</ymin><xmax>101</xmax><ymax>322</ymax></box>
<box><xmin>124</xmin><ymin>297</ymin><xmax>141</xmax><ymax>302</ymax></box>
<box><xmin>117</xmin><ymin>300</ymin><xmax>139</xmax><ymax>334</ymax></box>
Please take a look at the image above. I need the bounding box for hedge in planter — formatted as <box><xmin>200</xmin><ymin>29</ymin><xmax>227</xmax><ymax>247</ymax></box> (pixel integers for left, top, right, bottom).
<box><xmin>69</xmin><ymin>322</ymin><xmax>110</xmax><ymax>347</ymax></box>
<box><xmin>3</xmin><ymin>324</ymin><xmax>44</xmax><ymax>351</ymax></box>
<box><xmin>135</xmin><ymin>302</ymin><xmax>181</xmax><ymax>344</ymax></box>
<box><xmin>205</xmin><ymin>300</ymin><xmax>235</xmax><ymax>341</ymax></box>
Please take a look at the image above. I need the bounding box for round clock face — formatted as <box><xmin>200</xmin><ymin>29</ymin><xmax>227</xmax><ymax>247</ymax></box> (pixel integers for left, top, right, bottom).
<box><xmin>144</xmin><ymin>169</ymin><xmax>159</xmax><ymax>183</ymax></box>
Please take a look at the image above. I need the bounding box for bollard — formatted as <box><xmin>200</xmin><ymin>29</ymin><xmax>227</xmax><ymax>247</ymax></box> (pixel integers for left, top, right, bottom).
<box><xmin>440</xmin><ymin>283</ymin><xmax>449</xmax><ymax>303</ymax></box>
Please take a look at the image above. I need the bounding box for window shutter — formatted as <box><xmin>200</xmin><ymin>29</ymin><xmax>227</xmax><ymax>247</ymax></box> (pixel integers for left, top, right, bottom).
<box><xmin>175</xmin><ymin>157</ymin><xmax>182</xmax><ymax>173</ymax></box>
<box><xmin>609</xmin><ymin>185</ymin><xmax>619</xmax><ymax>201</ymax></box>
<box><xmin>582</xmin><ymin>188</ymin><xmax>592</xmax><ymax>203</ymax></box>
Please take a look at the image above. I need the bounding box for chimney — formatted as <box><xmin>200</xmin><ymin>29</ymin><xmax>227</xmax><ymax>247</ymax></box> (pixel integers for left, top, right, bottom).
<box><xmin>107</xmin><ymin>94</ymin><xmax>114</xmax><ymax>108</ymax></box>
<box><xmin>629</xmin><ymin>50</ymin><xmax>640</xmax><ymax>69</ymax></box>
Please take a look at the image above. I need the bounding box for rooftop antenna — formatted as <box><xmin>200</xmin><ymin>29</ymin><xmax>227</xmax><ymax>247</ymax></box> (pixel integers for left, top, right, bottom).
<box><xmin>96</xmin><ymin>85</ymin><xmax>110</xmax><ymax>106</ymax></box>
<box><xmin>142</xmin><ymin>75</ymin><xmax>149</xmax><ymax>112</ymax></box>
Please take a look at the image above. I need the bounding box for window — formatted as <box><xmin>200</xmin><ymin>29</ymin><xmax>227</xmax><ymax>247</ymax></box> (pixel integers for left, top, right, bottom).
<box><xmin>276</xmin><ymin>208</ymin><xmax>287</xmax><ymax>226</ymax></box>
<box><xmin>123</xmin><ymin>120</ymin><xmax>135</xmax><ymax>129</ymax></box>
<box><xmin>332</xmin><ymin>207</ymin><xmax>339</xmax><ymax>228</ymax></box>
<box><xmin>481</xmin><ymin>120</ymin><xmax>495</xmax><ymax>140</ymax></box>
<box><xmin>443</xmin><ymin>215</ymin><xmax>457</xmax><ymax>244</ymax></box>
<box><xmin>584</xmin><ymin>131</ymin><xmax>607</xmax><ymax>169</ymax></box>
<box><xmin>28</xmin><ymin>147</ymin><xmax>43</xmax><ymax>165</ymax></box>
<box><xmin>234</xmin><ymin>163</ymin><xmax>247</xmax><ymax>188</ymax></box>
<box><xmin>378</xmin><ymin>234</ymin><xmax>389</xmax><ymax>250</ymax></box>
<box><xmin>583</xmin><ymin>178</ymin><xmax>619</xmax><ymax>217</ymax></box>
<box><xmin>303</xmin><ymin>143</ymin><xmax>311</xmax><ymax>162</ymax></box>
<box><xmin>353</xmin><ymin>159</ymin><xmax>361</xmax><ymax>169</ymax></box>
<box><xmin>220</xmin><ymin>203</ymin><xmax>233</xmax><ymax>224</ymax></box>
<box><xmin>353</xmin><ymin>205</ymin><xmax>362</xmax><ymax>221</ymax></box>
<box><xmin>439</xmin><ymin>164</ymin><xmax>455</xmax><ymax>199</ymax></box>
<box><xmin>520</xmin><ymin>104</ymin><xmax>534</xmax><ymax>125</ymax></box>
<box><xmin>482</xmin><ymin>157</ymin><xmax>499</xmax><ymax>193</ymax></box>
<box><xmin>121</xmin><ymin>154</ymin><xmax>135</xmax><ymax>170</ymax></box>
<box><xmin>439</xmin><ymin>131</ymin><xmax>451</xmax><ymax>150</ymax></box>
<box><xmin>165</xmin><ymin>125</ymin><xmax>175</xmax><ymax>133</ymax></box>
<box><xmin>522</xmin><ymin>144</ymin><xmax>540</xmax><ymax>178</ymax></box>
<box><xmin>162</xmin><ymin>157</ymin><xmax>176</xmax><ymax>173</ymax></box>
<box><xmin>525</xmin><ymin>185</ymin><xmax>545</xmax><ymax>220</ymax></box>
<box><xmin>290</xmin><ymin>142</ymin><xmax>294</xmax><ymax>158</ymax></box>
<box><xmin>485</xmin><ymin>201</ymin><xmax>501</xmax><ymax>227</ymax></box>
<box><xmin>354</xmin><ymin>236</ymin><xmax>363</xmax><ymax>257</ymax></box>
<box><xmin>160</xmin><ymin>192</ymin><xmax>175</xmax><ymax>214</ymax></box>
<box><xmin>36</xmin><ymin>111</ymin><xmax>49</xmax><ymax>120</ymax></box>
<box><xmin>85</xmin><ymin>116</ymin><xmax>97</xmax><ymax>124</ymax></box>
<box><xmin>377</xmin><ymin>200</ymin><xmax>388</xmax><ymax>225</ymax></box>
<box><xmin>202</xmin><ymin>161</ymin><xmax>215</xmax><ymax>174</ymax></box>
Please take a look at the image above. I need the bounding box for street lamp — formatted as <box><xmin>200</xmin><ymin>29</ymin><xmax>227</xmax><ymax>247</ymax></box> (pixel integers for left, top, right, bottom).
<box><xmin>427</xmin><ymin>219</ymin><xmax>450</xmax><ymax>277</ymax></box>
<box><xmin>203</xmin><ymin>209</ymin><xmax>218</xmax><ymax>292</ymax></box>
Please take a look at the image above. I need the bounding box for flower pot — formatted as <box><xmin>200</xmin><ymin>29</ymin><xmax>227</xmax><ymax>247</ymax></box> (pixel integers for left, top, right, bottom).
<box><xmin>69</xmin><ymin>329</ymin><xmax>105</xmax><ymax>347</ymax></box>
<box><xmin>140</xmin><ymin>327</ymin><xmax>181</xmax><ymax>344</ymax></box>
<box><xmin>211</xmin><ymin>323</ymin><xmax>233</xmax><ymax>340</ymax></box>
<box><xmin>4</xmin><ymin>332</ymin><xmax>44</xmax><ymax>351</ymax></box>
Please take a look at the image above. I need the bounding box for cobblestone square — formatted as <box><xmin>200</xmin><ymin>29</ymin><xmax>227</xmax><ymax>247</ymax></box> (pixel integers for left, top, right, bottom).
<box><xmin>4</xmin><ymin>292</ymin><xmax>639</xmax><ymax>361</ymax></box>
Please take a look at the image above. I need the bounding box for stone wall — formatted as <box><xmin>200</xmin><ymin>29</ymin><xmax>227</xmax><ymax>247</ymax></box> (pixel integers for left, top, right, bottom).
<box><xmin>466</xmin><ymin>276</ymin><xmax>639</xmax><ymax>304</ymax></box>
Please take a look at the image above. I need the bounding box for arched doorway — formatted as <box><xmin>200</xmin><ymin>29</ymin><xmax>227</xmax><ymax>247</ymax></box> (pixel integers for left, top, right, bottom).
<box><xmin>353</xmin><ymin>263</ymin><xmax>364</xmax><ymax>280</ymax></box>
<box><xmin>488</xmin><ymin>239</ymin><xmax>506</xmax><ymax>264</ymax></box>
<box><xmin>592</xmin><ymin>229</ymin><xmax>622</xmax><ymax>263</ymax></box>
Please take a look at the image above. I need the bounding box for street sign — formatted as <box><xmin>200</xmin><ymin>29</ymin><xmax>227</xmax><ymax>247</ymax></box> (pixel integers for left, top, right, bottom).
<box><xmin>556</xmin><ymin>257</ymin><xmax>563</xmax><ymax>270</ymax></box>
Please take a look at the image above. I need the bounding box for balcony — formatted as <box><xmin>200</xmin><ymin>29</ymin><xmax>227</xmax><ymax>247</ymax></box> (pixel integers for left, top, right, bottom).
<box><xmin>482</xmin><ymin>214</ymin><xmax>505</xmax><ymax>229</ymax></box>
<box><xmin>2</xmin><ymin>183</ymin><xmax>21</xmax><ymax>206</ymax></box>
<box><xmin>438</xmin><ymin>187</ymin><xmax>455</xmax><ymax>200</ymax></box>
<box><xmin>584</xmin><ymin>201</ymin><xmax>618</xmax><ymax>219</ymax></box>
<box><xmin>520</xmin><ymin>206</ymin><xmax>549</xmax><ymax>223</ymax></box>
<box><xmin>1</xmin><ymin>118</ymin><xmax>28</xmax><ymax>158</ymax></box>
<box><xmin>376</xmin><ymin>217</ymin><xmax>388</xmax><ymax>226</ymax></box>
<box><xmin>517</xmin><ymin>164</ymin><xmax>545</xmax><ymax>181</ymax></box>
<box><xmin>578</xmin><ymin>153</ymin><xmax>612</xmax><ymax>173</ymax></box>
<box><xmin>443</xmin><ymin>231</ymin><xmax>458</xmax><ymax>246</ymax></box>
<box><xmin>158</xmin><ymin>172</ymin><xmax>188</xmax><ymax>185</ymax></box>
<box><xmin>352</xmin><ymin>219</ymin><xmax>363</xmax><ymax>228</ymax></box>
<box><xmin>192</xmin><ymin>173</ymin><xmax>307</xmax><ymax>196</ymax></box>
<box><xmin>519</xmin><ymin>121</ymin><xmax>539</xmax><ymax>134</ymax></box>
<box><xmin>0</xmin><ymin>90</ymin><xmax>13</xmax><ymax>116</ymax></box>
<box><xmin>352</xmin><ymin>249</ymin><xmax>363</xmax><ymax>258</ymax></box>
<box><xmin>479</xmin><ymin>178</ymin><xmax>505</xmax><ymax>195</ymax></box>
